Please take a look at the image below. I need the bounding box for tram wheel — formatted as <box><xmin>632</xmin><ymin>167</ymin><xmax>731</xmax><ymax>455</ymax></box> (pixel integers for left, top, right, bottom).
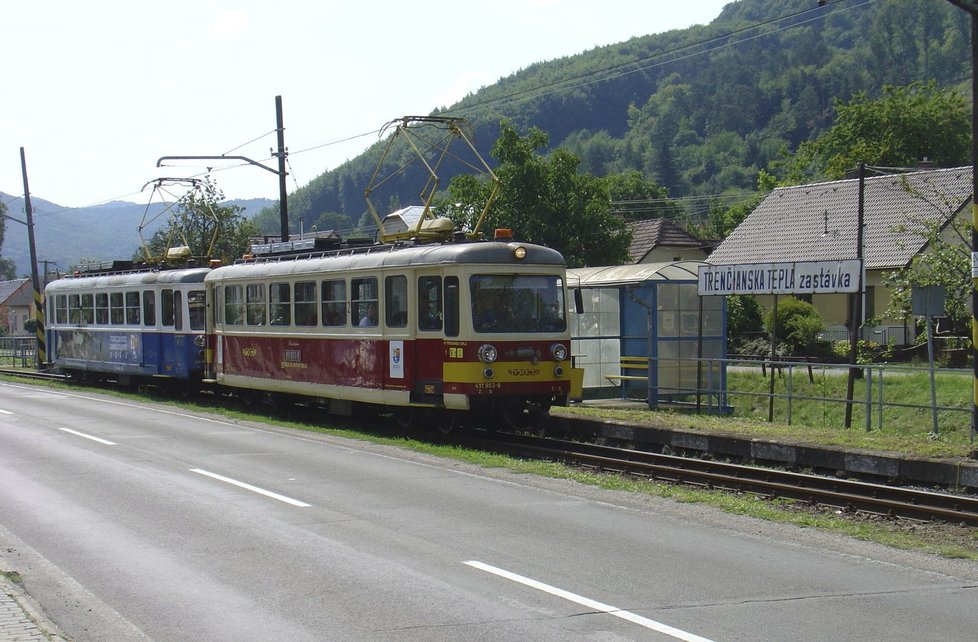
<box><xmin>436</xmin><ymin>411</ymin><xmax>457</xmax><ymax>435</ymax></box>
<box><xmin>394</xmin><ymin>408</ymin><xmax>416</xmax><ymax>430</ymax></box>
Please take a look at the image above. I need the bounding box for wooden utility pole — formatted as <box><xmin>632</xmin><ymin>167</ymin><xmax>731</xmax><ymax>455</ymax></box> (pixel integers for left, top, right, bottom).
<box><xmin>844</xmin><ymin>162</ymin><xmax>866</xmax><ymax>429</ymax></box>
<box><xmin>274</xmin><ymin>95</ymin><xmax>289</xmax><ymax>242</ymax></box>
<box><xmin>19</xmin><ymin>147</ymin><xmax>45</xmax><ymax>367</ymax></box>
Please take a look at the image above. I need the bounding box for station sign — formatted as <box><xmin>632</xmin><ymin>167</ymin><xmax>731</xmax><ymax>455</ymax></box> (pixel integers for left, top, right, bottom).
<box><xmin>698</xmin><ymin>260</ymin><xmax>862</xmax><ymax>296</ymax></box>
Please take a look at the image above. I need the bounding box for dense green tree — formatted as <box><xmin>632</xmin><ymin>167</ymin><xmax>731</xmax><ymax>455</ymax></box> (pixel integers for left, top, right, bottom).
<box><xmin>783</xmin><ymin>81</ymin><xmax>971</xmax><ymax>182</ymax></box>
<box><xmin>441</xmin><ymin>122</ymin><xmax>632</xmax><ymax>267</ymax></box>
<box><xmin>0</xmin><ymin>259</ymin><xmax>15</xmax><ymax>281</ymax></box>
<box><xmin>0</xmin><ymin>201</ymin><xmax>11</xmax><ymax>280</ymax></box>
<box><xmin>603</xmin><ymin>170</ymin><xmax>683</xmax><ymax>221</ymax></box>
<box><xmin>139</xmin><ymin>178</ymin><xmax>260</xmax><ymax>265</ymax></box>
<box><xmin>881</xmin><ymin>190</ymin><xmax>972</xmax><ymax>335</ymax></box>
<box><xmin>696</xmin><ymin>170</ymin><xmax>777</xmax><ymax>240</ymax></box>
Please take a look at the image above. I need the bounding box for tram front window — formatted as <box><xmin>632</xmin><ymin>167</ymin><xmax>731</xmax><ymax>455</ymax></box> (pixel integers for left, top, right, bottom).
<box><xmin>470</xmin><ymin>274</ymin><xmax>566</xmax><ymax>333</ymax></box>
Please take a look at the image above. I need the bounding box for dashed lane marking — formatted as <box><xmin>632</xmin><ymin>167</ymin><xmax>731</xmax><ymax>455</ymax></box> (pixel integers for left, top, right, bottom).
<box><xmin>58</xmin><ymin>427</ymin><xmax>116</xmax><ymax>446</ymax></box>
<box><xmin>464</xmin><ymin>560</ymin><xmax>714</xmax><ymax>641</ymax></box>
<box><xmin>190</xmin><ymin>468</ymin><xmax>311</xmax><ymax>507</ymax></box>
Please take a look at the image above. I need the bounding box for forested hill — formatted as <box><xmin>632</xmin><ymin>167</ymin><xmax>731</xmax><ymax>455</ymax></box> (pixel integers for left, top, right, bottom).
<box><xmin>259</xmin><ymin>0</ymin><xmax>971</xmax><ymax>236</ymax></box>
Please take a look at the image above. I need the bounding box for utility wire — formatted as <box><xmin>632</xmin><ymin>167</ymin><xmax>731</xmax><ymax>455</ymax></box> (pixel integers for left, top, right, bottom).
<box><xmin>35</xmin><ymin>0</ymin><xmax>876</xmax><ymax>214</ymax></box>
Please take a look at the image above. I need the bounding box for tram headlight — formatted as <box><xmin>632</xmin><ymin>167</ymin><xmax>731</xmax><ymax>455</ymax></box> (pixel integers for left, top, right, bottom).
<box><xmin>478</xmin><ymin>344</ymin><xmax>498</xmax><ymax>363</ymax></box>
<box><xmin>551</xmin><ymin>343</ymin><xmax>567</xmax><ymax>361</ymax></box>
<box><xmin>513</xmin><ymin>245</ymin><xmax>527</xmax><ymax>260</ymax></box>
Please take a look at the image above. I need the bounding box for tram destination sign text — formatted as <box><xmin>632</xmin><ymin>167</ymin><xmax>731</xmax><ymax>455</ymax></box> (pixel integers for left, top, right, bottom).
<box><xmin>698</xmin><ymin>260</ymin><xmax>862</xmax><ymax>296</ymax></box>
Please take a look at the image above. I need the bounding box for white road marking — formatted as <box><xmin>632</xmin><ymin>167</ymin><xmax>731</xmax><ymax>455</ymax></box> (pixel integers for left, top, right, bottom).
<box><xmin>464</xmin><ymin>560</ymin><xmax>714</xmax><ymax>641</ymax></box>
<box><xmin>0</xmin><ymin>408</ymin><xmax>13</xmax><ymax>414</ymax></box>
<box><xmin>58</xmin><ymin>427</ymin><xmax>117</xmax><ymax>446</ymax></box>
<box><xmin>190</xmin><ymin>468</ymin><xmax>311</xmax><ymax>507</ymax></box>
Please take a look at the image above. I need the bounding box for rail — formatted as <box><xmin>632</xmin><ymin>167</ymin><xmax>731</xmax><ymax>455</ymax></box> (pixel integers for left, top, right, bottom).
<box><xmin>458</xmin><ymin>431</ymin><xmax>978</xmax><ymax>526</ymax></box>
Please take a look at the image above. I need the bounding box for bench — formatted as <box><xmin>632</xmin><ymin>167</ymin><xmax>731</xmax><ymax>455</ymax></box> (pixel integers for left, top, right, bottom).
<box><xmin>605</xmin><ymin>356</ymin><xmax>649</xmax><ymax>386</ymax></box>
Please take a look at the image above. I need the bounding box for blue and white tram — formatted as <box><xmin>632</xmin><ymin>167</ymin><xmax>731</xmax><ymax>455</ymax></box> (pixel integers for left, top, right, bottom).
<box><xmin>45</xmin><ymin>266</ymin><xmax>210</xmax><ymax>387</ymax></box>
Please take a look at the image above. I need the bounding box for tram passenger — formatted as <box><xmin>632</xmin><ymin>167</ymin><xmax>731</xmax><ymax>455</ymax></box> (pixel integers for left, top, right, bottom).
<box><xmin>420</xmin><ymin>299</ymin><xmax>442</xmax><ymax>330</ymax></box>
<box><xmin>359</xmin><ymin>303</ymin><xmax>378</xmax><ymax>327</ymax></box>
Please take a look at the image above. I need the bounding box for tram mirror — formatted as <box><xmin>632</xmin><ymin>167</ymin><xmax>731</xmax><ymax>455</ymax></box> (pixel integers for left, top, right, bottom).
<box><xmin>574</xmin><ymin>287</ymin><xmax>584</xmax><ymax>315</ymax></box>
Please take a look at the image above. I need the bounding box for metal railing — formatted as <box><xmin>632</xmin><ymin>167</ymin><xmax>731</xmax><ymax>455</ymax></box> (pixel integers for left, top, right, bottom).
<box><xmin>614</xmin><ymin>356</ymin><xmax>971</xmax><ymax>435</ymax></box>
<box><xmin>0</xmin><ymin>336</ymin><xmax>38</xmax><ymax>369</ymax></box>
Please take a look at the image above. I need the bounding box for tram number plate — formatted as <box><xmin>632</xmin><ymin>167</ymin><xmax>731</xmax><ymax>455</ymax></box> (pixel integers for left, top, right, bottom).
<box><xmin>475</xmin><ymin>382</ymin><xmax>501</xmax><ymax>391</ymax></box>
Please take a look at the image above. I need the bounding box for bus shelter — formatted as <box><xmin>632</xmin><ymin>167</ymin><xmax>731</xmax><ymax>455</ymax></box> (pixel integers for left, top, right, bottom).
<box><xmin>567</xmin><ymin>261</ymin><xmax>727</xmax><ymax>411</ymax></box>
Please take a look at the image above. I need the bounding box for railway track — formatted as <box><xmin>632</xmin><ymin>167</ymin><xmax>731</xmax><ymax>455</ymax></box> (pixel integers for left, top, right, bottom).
<box><xmin>456</xmin><ymin>431</ymin><xmax>978</xmax><ymax>526</ymax></box>
<box><xmin>0</xmin><ymin>367</ymin><xmax>65</xmax><ymax>382</ymax></box>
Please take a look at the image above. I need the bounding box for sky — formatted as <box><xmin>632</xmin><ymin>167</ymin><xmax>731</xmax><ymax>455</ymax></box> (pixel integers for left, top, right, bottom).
<box><xmin>1</xmin><ymin>0</ymin><xmax>732</xmax><ymax>211</ymax></box>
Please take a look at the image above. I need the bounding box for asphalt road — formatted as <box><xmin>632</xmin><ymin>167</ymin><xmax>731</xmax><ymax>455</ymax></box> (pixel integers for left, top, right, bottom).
<box><xmin>1</xmin><ymin>380</ymin><xmax>977</xmax><ymax>641</ymax></box>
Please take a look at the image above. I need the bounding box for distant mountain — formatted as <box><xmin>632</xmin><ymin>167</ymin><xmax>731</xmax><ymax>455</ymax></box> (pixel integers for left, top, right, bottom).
<box><xmin>0</xmin><ymin>194</ymin><xmax>274</xmax><ymax>278</ymax></box>
<box><xmin>267</xmin><ymin>0</ymin><xmax>970</xmax><ymax>232</ymax></box>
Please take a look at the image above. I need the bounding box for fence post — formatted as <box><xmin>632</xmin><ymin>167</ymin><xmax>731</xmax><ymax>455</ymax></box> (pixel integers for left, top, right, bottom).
<box><xmin>787</xmin><ymin>363</ymin><xmax>794</xmax><ymax>425</ymax></box>
<box><xmin>877</xmin><ymin>365</ymin><xmax>884</xmax><ymax>432</ymax></box>
<box><xmin>864</xmin><ymin>366</ymin><xmax>872</xmax><ymax>432</ymax></box>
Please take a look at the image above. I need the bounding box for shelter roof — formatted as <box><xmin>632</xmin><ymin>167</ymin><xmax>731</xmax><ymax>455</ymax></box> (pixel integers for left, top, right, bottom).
<box><xmin>708</xmin><ymin>166</ymin><xmax>973</xmax><ymax>270</ymax></box>
<box><xmin>567</xmin><ymin>261</ymin><xmax>706</xmax><ymax>287</ymax></box>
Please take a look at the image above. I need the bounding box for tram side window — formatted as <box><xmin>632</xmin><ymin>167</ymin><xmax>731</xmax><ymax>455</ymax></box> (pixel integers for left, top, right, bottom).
<box><xmin>444</xmin><ymin>276</ymin><xmax>459</xmax><ymax>337</ymax></box>
<box><xmin>55</xmin><ymin>295</ymin><xmax>67</xmax><ymax>324</ymax></box>
<box><xmin>321</xmin><ymin>279</ymin><xmax>346</xmax><ymax>327</ymax></box>
<box><xmin>110</xmin><ymin>292</ymin><xmax>124</xmax><ymax>324</ymax></box>
<box><xmin>173</xmin><ymin>291</ymin><xmax>184</xmax><ymax>331</ymax></box>
<box><xmin>225</xmin><ymin>285</ymin><xmax>244</xmax><ymax>325</ymax></box>
<box><xmin>68</xmin><ymin>294</ymin><xmax>81</xmax><ymax>324</ymax></box>
<box><xmin>143</xmin><ymin>290</ymin><xmax>156</xmax><ymax>326</ymax></box>
<box><xmin>418</xmin><ymin>276</ymin><xmax>442</xmax><ymax>331</ymax></box>
<box><xmin>188</xmin><ymin>290</ymin><xmax>205</xmax><ymax>330</ymax></box>
<box><xmin>161</xmin><ymin>289</ymin><xmax>175</xmax><ymax>327</ymax></box>
<box><xmin>385</xmin><ymin>275</ymin><xmax>407</xmax><ymax>328</ymax></box>
<box><xmin>246</xmin><ymin>283</ymin><xmax>266</xmax><ymax>326</ymax></box>
<box><xmin>295</xmin><ymin>281</ymin><xmax>318</xmax><ymax>326</ymax></box>
<box><xmin>95</xmin><ymin>293</ymin><xmax>109</xmax><ymax>325</ymax></box>
<box><xmin>270</xmin><ymin>282</ymin><xmax>291</xmax><ymax>326</ymax></box>
<box><xmin>351</xmin><ymin>277</ymin><xmax>378</xmax><ymax>327</ymax></box>
<box><xmin>126</xmin><ymin>291</ymin><xmax>140</xmax><ymax>325</ymax></box>
<box><xmin>80</xmin><ymin>293</ymin><xmax>94</xmax><ymax>325</ymax></box>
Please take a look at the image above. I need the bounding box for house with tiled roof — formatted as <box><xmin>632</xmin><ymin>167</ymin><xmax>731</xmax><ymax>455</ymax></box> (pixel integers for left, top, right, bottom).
<box><xmin>0</xmin><ymin>278</ymin><xmax>34</xmax><ymax>336</ymax></box>
<box><xmin>627</xmin><ymin>218</ymin><xmax>713</xmax><ymax>264</ymax></box>
<box><xmin>707</xmin><ymin>166</ymin><xmax>973</xmax><ymax>345</ymax></box>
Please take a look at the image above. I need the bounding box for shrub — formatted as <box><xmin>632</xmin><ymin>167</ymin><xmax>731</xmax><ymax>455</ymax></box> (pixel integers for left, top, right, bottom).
<box><xmin>764</xmin><ymin>296</ymin><xmax>825</xmax><ymax>355</ymax></box>
<box><xmin>726</xmin><ymin>295</ymin><xmax>764</xmax><ymax>352</ymax></box>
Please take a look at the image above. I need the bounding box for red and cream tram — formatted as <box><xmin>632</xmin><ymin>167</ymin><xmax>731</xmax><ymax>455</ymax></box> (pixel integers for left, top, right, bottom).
<box><xmin>204</xmin><ymin>234</ymin><xmax>575</xmax><ymax>430</ymax></box>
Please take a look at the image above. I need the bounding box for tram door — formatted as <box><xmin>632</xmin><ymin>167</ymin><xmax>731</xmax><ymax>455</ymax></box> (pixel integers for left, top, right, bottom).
<box><xmin>415</xmin><ymin>274</ymin><xmax>456</xmax><ymax>403</ymax></box>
